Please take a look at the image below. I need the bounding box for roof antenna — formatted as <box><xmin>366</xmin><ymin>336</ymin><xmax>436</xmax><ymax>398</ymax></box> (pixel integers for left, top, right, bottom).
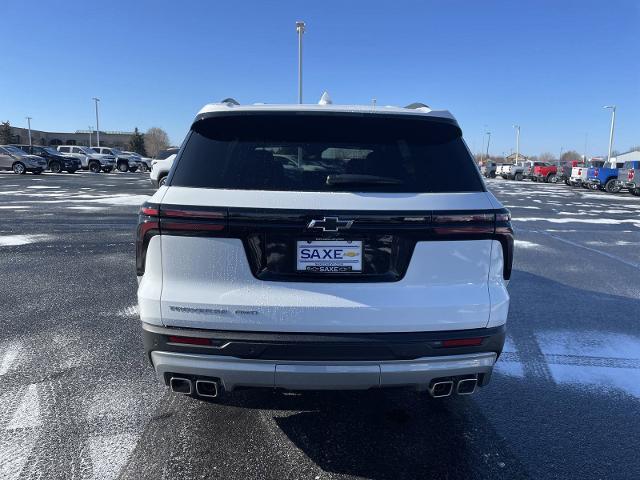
<box><xmin>221</xmin><ymin>97</ymin><xmax>240</xmax><ymax>106</ymax></box>
<box><xmin>318</xmin><ymin>91</ymin><xmax>332</xmax><ymax>105</ymax></box>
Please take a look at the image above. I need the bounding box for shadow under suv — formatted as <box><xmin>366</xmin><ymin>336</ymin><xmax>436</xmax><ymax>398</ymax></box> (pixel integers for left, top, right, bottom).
<box><xmin>137</xmin><ymin>101</ymin><xmax>513</xmax><ymax>402</ymax></box>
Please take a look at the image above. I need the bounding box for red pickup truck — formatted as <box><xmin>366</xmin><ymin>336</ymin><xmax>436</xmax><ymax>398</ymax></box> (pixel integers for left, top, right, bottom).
<box><xmin>531</xmin><ymin>163</ymin><xmax>558</xmax><ymax>183</ymax></box>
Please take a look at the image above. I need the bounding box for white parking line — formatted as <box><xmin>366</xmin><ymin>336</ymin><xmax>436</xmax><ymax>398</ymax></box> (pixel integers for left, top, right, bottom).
<box><xmin>0</xmin><ymin>341</ymin><xmax>22</xmax><ymax>375</ymax></box>
<box><xmin>7</xmin><ymin>384</ymin><xmax>41</xmax><ymax>430</ymax></box>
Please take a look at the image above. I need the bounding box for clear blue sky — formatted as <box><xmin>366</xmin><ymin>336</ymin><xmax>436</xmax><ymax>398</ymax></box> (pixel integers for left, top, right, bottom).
<box><xmin>2</xmin><ymin>0</ymin><xmax>638</xmax><ymax>157</ymax></box>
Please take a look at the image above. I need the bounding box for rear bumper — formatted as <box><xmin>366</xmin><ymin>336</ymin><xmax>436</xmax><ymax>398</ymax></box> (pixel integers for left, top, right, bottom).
<box><xmin>143</xmin><ymin>323</ymin><xmax>504</xmax><ymax>391</ymax></box>
<box><xmin>151</xmin><ymin>350</ymin><xmax>497</xmax><ymax>391</ymax></box>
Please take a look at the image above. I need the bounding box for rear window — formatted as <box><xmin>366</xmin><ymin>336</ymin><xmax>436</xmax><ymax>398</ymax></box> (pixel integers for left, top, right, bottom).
<box><xmin>170</xmin><ymin>113</ymin><xmax>484</xmax><ymax>193</ymax></box>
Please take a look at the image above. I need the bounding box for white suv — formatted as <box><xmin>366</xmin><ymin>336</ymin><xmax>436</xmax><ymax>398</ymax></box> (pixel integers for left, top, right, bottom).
<box><xmin>137</xmin><ymin>101</ymin><xmax>513</xmax><ymax>401</ymax></box>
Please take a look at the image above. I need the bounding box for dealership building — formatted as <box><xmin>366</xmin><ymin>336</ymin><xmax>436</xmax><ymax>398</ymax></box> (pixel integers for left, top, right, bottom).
<box><xmin>7</xmin><ymin>126</ymin><xmax>134</xmax><ymax>149</ymax></box>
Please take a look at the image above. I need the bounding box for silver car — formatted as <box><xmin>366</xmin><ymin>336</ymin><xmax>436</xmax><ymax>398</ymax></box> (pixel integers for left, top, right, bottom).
<box><xmin>0</xmin><ymin>145</ymin><xmax>48</xmax><ymax>174</ymax></box>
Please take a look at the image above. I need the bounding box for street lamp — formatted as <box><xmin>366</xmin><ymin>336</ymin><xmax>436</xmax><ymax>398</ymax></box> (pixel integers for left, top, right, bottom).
<box><xmin>88</xmin><ymin>126</ymin><xmax>93</xmax><ymax>148</ymax></box>
<box><xmin>485</xmin><ymin>131</ymin><xmax>491</xmax><ymax>160</ymax></box>
<box><xmin>603</xmin><ymin>105</ymin><xmax>616</xmax><ymax>164</ymax></box>
<box><xmin>26</xmin><ymin>116</ymin><xmax>33</xmax><ymax>147</ymax></box>
<box><xmin>513</xmin><ymin>125</ymin><xmax>520</xmax><ymax>164</ymax></box>
<box><xmin>93</xmin><ymin>97</ymin><xmax>101</xmax><ymax>147</ymax></box>
<box><xmin>296</xmin><ymin>21</ymin><xmax>305</xmax><ymax>104</ymax></box>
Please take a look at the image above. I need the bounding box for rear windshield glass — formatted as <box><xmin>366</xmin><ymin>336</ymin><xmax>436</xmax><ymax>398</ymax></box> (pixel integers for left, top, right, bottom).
<box><xmin>170</xmin><ymin>113</ymin><xmax>484</xmax><ymax>193</ymax></box>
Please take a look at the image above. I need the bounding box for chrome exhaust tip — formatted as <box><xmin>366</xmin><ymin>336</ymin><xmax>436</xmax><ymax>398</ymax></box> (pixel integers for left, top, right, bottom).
<box><xmin>169</xmin><ymin>377</ymin><xmax>193</xmax><ymax>395</ymax></box>
<box><xmin>456</xmin><ymin>377</ymin><xmax>478</xmax><ymax>395</ymax></box>
<box><xmin>195</xmin><ymin>380</ymin><xmax>219</xmax><ymax>398</ymax></box>
<box><xmin>428</xmin><ymin>380</ymin><xmax>454</xmax><ymax>398</ymax></box>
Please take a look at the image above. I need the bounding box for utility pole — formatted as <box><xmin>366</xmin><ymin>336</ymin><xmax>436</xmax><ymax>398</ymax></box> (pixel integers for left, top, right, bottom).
<box><xmin>88</xmin><ymin>126</ymin><xmax>93</xmax><ymax>148</ymax></box>
<box><xmin>296</xmin><ymin>21</ymin><xmax>305</xmax><ymax>104</ymax></box>
<box><xmin>603</xmin><ymin>105</ymin><xmax>616</xmax><ymax>164</ymax></box>
<box><xmin>93</xmin><ymin>97</ymin><xmax>101</xmax><ymax>147</ymax></box>
<box><xmin>513</xmin><ymin>125</ymin><xmax>520</xmax><ymax>164</ymax></box>
<box><xmin>26</xmin><ymin>117</ymin><xmax>32</xmax><ymax>147</ymax></box>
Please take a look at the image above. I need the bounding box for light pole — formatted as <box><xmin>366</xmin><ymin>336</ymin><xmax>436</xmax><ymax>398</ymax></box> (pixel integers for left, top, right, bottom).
<box><xmin>26</xmin><ymin>117</ymin><xmax>33</xmax><ymax>147</ymax></box>
<box><xmin>603</xmin><ymin>105</ymin><xmax>616</xmax><ymax>164</ymax></box>
<box><xmin>485</xmin><ymin>131</ymin><xmax>491</xmax><ymax>160</ymax></box>
<box><xmin>93</xmin><ymin>97</ymin><xmax>101</xmax><ymax>147</ymax></box>
<box><xmin>88</xmin><ymin>126</ymin><xmax>93</xmax><ymax>148</ymax></box>
<box><xmin>296</xmin><ymin>21</ymin><xmax>305</xmax><ymax>104</ymax></box>
<box><xmin>513</xmin><ymin>125</ymin><xmax>520</xmax><ymax>164</ymax></box>
<box><xmin>559</xmin><ymin>147</ymin><xmax>563</xmax><ymax>168</ymax></box>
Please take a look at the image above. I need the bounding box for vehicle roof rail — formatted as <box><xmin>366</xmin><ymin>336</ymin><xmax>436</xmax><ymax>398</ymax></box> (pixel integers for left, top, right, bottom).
<box><xmin>405</xmin><ymin>102</ymin><xmax>430</xmax><ymax>109</ymax></box>
<box><xmin>220</xmin><ymin>97</ymin><xmax>240</xmax><ymax>106</ymax></box>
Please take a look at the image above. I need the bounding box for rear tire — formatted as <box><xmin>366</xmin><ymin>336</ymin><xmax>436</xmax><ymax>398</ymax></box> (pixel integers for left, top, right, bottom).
<box><xmin>128</xmin><ymin>166</ymin><xmax>138</xmax><ymax>173</ymax></box>
<box><xmin>12</xmin><ymin>163</ymin><xmax>26</xmax><ymax>174</ymax></box>
<box><xmin>158</xmin><ymin>175</ymin><xmax>168</xmax><ymax>187</ymax></box>
<box><xmin>605</xmin><ymin>179</ymin><xmax>621</xmax><ymax>194</ymax></box>
<box><xmin>89</xmin><ymin>162</ymin><xmax>101</xmax><ymax>173</ymax></box>
<box><xmin>50</xmin><ymin>161</ymin><xmax>62</xmax><ymax>173</ymax></box>
<box><xmin>515</xmin><ymin>173</ymin><xmax>523</xmax><ymax>181</ymax></box>
<box><xmin>548</xmin><ymin>174</ymin><xmax>557</xmax><ymax>183</ymax></box>
<box><xmin>631</xmin><ymin>188</ymin><xmax>640</xmax><ymax>196</ymax></box>
<box><xmin>117</xmin><ymin>162</ymin><xmax>129</xmax><ymax>172</ymax></box>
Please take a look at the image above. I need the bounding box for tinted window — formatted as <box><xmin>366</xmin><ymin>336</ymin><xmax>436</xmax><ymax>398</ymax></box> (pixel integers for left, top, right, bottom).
<box><xmin>59</xmin><ymin>147</ymin><xmax>70</xmax><ymax>152</ymax></box>
<box><xmin>171</xmin><ymin>114</ymin><xmax>483</xmax><ymax>193</ymax></box>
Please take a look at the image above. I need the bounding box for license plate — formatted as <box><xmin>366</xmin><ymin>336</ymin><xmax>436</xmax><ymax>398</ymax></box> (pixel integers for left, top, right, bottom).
<box><xmin>296</xmin><ymin>240</ymin><xmax>362</xmax><ymax>273</ymax></box>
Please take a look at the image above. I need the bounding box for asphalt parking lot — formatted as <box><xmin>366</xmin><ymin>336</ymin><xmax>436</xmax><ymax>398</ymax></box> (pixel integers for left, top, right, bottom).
<box><xmin>1</xmin><ymin>172</ymin><xmax>639</xmax><ymax>480</ymax></box>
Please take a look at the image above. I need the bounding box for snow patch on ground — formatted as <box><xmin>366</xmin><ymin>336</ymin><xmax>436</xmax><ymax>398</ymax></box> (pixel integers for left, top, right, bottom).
<box><xmin>536</xmin><ymin>330</ymin><xmax>640</xmax><ymax>399</ymax></box>
<box><xmin>515</xmin><ymin>240</ymin><xmax>540</xmax><ymax>249</ymax></box>
<box><xmin>117</xmin><ymin>305</ymin><xmax>139</xmax><ymax>317</ymax></box>
<box><xmin>0</xmin><ymin>234</ymin><xmax>54</xmax><ymax>246</ymax></box>
<box><xmin>26</xmin><ymin>185</ymin><xmax>60</xmax><ymax>189</ymax></box>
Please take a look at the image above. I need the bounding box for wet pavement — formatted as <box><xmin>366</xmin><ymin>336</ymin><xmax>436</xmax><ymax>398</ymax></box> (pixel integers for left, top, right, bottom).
<box><xmin>0</xmin><ymin>171</ymin><xmax>638</xmax><ymax>479</ymax></box>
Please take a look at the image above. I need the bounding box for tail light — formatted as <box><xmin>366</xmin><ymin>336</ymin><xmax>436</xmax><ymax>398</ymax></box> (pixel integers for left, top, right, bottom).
<box><xmin>441</xmin><ymin>337</ymin><xmax>484</xmax><ymax>348</ymax></box>
<box><xmin>594</xmin><ymin>168</ymin><xmax>599</xmax><ymax>177</ymax></box>
<box><xmin>578</xmin><ymin>168</ymin><xmax>582</xmax><ymax>175</ymax></box>
<box><xmin>431</xmin><ymin>209</ymin><xmax>513</xmax><ymax>280</ymax></box>
<box><xmin>136</xmin><ymin>202</ymin><xmax>227</xmax><ymax>276</ymax></box>
<box><xmin>629</xmin><ymin>169</ymin><xmax>635</xmax><ymax>181</ymax></box>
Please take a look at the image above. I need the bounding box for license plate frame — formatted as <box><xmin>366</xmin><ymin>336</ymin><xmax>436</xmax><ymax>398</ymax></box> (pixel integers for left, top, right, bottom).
<box><xmin>296</xmin><ymin>240</ymin><xmax>363</xmax><ymax>273</ymax></box>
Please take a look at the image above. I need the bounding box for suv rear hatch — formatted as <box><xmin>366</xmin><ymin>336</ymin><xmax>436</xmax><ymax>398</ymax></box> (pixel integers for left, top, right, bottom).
<box><xmin>140</xmin><ymin>112</ymin><xmax>512</xmax><ymax>333</ymax></box>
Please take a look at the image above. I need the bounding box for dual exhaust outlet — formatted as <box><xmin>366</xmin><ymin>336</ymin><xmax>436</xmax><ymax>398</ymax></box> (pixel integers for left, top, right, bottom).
<box><xmin>169</xmin><ymin>376</ymin><xmax>220</xmax><ymax>398</ymax></box>
<box><xmin>428</xmin><ymin>375</ymin><xmax>478</xmax><ymax>398</ymax></box>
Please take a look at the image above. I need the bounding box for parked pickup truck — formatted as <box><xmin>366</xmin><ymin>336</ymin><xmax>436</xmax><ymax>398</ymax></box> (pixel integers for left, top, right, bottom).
<box><xmin>560</xmin><ymin>161</ymin><xmax>580</xmax><ymax>185</ymax></box>
<box><xmin>617</xmin><ymin>161</ymin><xmax>640</xmax><ymax>196</ymax></box>
<box><xmin>500</xmin><ymin>161</ymin><xmax>534</xmax><ymax>181</ymax></box>
<box><xmin>586</xmin><ymin>161</ymin><xmax>625</xmax><ymax>193</ymax></box>
<box><xmin>531</xmin><ymin>163</ymin><xmax>558</xmax><ymax>183</ymax></box>
<box><xmin>570</xmin><ymin>160</ymin><xmax>605</xmax><ymax>188</ymax></box>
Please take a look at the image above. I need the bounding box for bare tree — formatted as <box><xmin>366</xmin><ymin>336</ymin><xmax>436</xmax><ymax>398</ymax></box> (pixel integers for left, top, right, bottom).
<box><xmin>144</xmin><ymin>127</ymin><xmax>170</xmax><ymax>158</ymax></box>
<box><xmin>538</xmin><ymin>152</ymin><xmax>555</xmax><ymax>162</ymax></box>
<box><xmin>560</xmin><ymin>150</ymin><xmax>581</xmax><ymax>162</ymax></box>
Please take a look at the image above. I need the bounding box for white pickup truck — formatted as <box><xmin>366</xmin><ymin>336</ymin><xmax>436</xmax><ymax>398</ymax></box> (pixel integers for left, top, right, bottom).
<box><xmin>499</xmin><ymin>161</ymin><xmax>537</xmax><ymax>181</ymax></box>
<box><xmin>570</xmin><ymin>160</ymin><xmax>605</xmax><ymax>188</ymax></box>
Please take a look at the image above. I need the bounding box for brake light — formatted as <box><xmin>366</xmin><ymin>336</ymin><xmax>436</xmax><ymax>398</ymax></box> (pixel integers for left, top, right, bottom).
<box><xmin>578</xmin><ymin>168</ymin><xmax>582</xmax><ymax>175</ymax></box>
<box><xmin>594</xmin><ymin>168</ymin><xmax>599</xmax><ymax>177</ymax></box>
<box><xmin>136</xmin><ymin>202</ymin><xmax>227</xmax><ymax>276</ymax></box>
<box><xmin>629</xmin><ymin>169</ymin><xmax>635</xmax><ymax>181</ymax></box>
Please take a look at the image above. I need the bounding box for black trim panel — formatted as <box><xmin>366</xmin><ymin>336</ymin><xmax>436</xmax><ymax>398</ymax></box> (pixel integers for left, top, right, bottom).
<box><xmin>143</xmin><ymin>323</ymin><xmax>506</xmax><ymax>362</ymax></box>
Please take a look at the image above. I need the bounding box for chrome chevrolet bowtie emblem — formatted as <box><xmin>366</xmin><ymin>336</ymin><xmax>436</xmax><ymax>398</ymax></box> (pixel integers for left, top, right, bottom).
<box><xmin>307</xmin><ymin>217</ymin><xmax>354</xmax><ymax>232</ymax></box>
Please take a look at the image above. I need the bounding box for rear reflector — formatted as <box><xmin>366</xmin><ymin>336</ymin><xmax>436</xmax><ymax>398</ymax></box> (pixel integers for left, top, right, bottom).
<box><xmin>167</xmin><ymin>335</ymin><xmax>211</xmax><ymax>346</ymax></box>
<box><xmin>441</xmin><ymin>337</ymin><xmax>484</xmax><ymax>348</ymax></box>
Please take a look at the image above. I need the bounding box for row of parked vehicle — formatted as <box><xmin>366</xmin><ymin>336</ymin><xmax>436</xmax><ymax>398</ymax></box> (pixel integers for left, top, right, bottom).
<box><xmin>481</xmin><ymin>159</ymin><xmax>640</xmax><ymax>196</ymax></box>
<box><xmin>0</xmin><ymin>144</ymin><xmax>154</xmax><ymax>175</ymax></box>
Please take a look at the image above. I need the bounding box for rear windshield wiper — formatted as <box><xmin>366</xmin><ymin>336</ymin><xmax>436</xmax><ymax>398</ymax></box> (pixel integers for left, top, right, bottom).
<box><xmin>326</xmin><ymin>174</ymin><xmax>404</xmax><ymax>185</ymax></box>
